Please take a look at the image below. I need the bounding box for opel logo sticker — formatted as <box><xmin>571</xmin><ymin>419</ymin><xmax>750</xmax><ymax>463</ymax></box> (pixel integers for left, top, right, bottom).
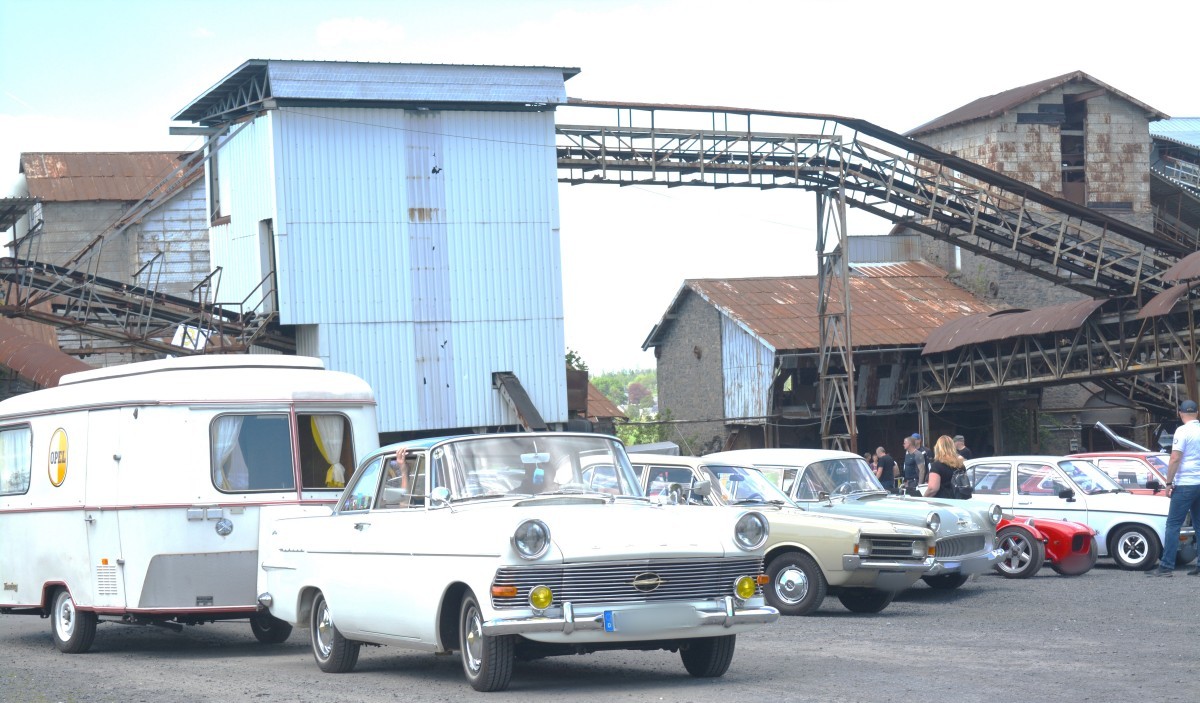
<box><xmin>630</xmin><ymin>572</ymin><xmax>664</xmax><ymax>593</ymax></box>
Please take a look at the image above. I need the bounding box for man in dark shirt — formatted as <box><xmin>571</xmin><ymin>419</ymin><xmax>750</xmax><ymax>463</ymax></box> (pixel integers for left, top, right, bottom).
<box><xmin>874</xmin><ymin>446</ymin><xmax>897</xmax><ymax>493</ymax></box>
<box><xmin>901</xmin><ymin>437</ymin><xmax>923</xmax><ymax>493</ymax></box>
<box><xmin>954</xmin><ymin>435</ymin><xmax>974</xmax><ymax>461</ymax></box>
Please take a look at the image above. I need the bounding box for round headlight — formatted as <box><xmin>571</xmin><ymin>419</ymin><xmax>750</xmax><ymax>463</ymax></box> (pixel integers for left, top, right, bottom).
<box><xmin>529</xmin><ymin>585</ymin><xmax>553</xmax><ymax>611</ymax></box>
<box><xmin>926</xmin><ymin>512</ymin><xmax>941</xmax><ymax>533</ymax></box>
<box><xmin>512</xmin><ymin>519</ymin><xmax>551</xmax><ymax>560</ymax></box>
<box><xmin>734</xmin><ymin>576</ymin><xmax>757</xmax><ymax>601</ymax></box>
<box><xmin>734</xmin><ymin>511</ymin><xmax>769</xmax><ymax>551</ymax></box>
<box><xmin>989</xmin><ymin>504</ymin><xmax>1003</xmax><ymax>526</ymax></box>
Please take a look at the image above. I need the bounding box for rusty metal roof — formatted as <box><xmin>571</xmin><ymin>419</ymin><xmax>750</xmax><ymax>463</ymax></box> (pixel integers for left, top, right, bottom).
<box><xmin>20</xmin><ymin>152</ymin><xmax>199</xmax><ymax>202</ymax></box>
<box><xmin>644</xmin><ymin>262</ymin><xmax>994</xmax><ymax>353</ymax></box>
<box><xmin>0</xmin><ymin>197</ymin><xmax>38</xmax><ymax>231</ymax></box>
<box><xmin>0</xmin><ymin>318</ymin><xmax>91</xmax><ymax>388</ymax></box>
<box><xmin>907</xmin><ymin>71</ymin><xmax>1168</xmax><ymax>137</ymax></box>
<box><xmin>922</xmin><ymin>298</ymin><xmax>1109</xmax><ymax>355</ymax></box>
<box><xmin>586</xmin><ymin>381</ymin><xmax>626</xmax><ymax>421</ymax></box>
<box><xmin>1162</xmin><ymin>250</ymin><xmax>1200</xmax><ymax>284</ymax></box>
<box><xmin>1139</xmin><ymin>283</ymin><xmax>1193</xmax><ymax>319</ymax></box>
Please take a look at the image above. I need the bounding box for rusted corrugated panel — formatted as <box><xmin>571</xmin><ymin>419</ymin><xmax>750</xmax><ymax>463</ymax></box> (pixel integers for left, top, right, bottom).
<box><xmin>1162</xmin><ymin>250</ymin><xmax>1200</xmax><ymax>283</ymax></box>
<box><xmin>20</xmin><ymin>152</ymin><xmax>200</xmax><ymax>202</ymax></box>
<box><xmin>907</xmin><ymin>70</ymin><xmax>1168</xmax><ymax>136</ymax></box>
<box><xmin>685</xmin><ymin>263</ymin><xmax>995</xmax><ymax>353</ymax></box>
<box><xmin>923</xmin><ymin>298</ymin><xmax>1108</xmax><ymax>355</ymax></box>
<box><xmin>0</xmin><ymin>318</ymin><xmax>91</xmax><ymax>387</ymax></box>
<box><xmin>586</xmin><ymin>382</ymin><xmax>625</xmax><ymax>421</ymax></box>
<box><xmin>1139</xmin><ymin>283</ymin><xmax>1192</xmax><ymax>319</ymax></box>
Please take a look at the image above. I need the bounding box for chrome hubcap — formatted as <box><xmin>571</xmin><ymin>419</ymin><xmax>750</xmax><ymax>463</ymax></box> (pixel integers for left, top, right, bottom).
<box><xmin>999</xmin><ymin>534</ymin><xmax>1031</xmax><ymax>573</ymax></box>
<box><xmin>315</xmin><ymin>602</ymin><xmax>334</xmax><ymax>658</ymax></box>
<box><xmin>1119</xmin><ymin>533</ymin><xmax>1148</xmax><ymax>564</ymax></box>
<box><xmin>775</xmin><ymin>566</ymin><xmax>809</xmax><ymax>604</ymax></box>
<box><xmin>464</xmin><ymin>607</ymin><xmax>483</xmax><ymax>673</ymax></box>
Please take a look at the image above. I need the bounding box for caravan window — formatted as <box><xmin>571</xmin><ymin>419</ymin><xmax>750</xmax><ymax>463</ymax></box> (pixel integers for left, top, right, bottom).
<box><xmin>0</xmin><ymin>425</ymin><xmax>32</xmax><ymax>496</ymax></box>
<box><xmin>297</xmin><ymin>414</ymin><xmax>356</xmax><ymax>490</ymax></box>
<box><xmin>212</xmin><ymin>414</ymin><xmax>295</xmax><ymax>492</ymax></box>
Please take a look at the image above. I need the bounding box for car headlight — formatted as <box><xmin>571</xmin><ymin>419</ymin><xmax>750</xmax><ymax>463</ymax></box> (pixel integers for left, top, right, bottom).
<box><xmin>733</xmin><ymin>575</ymin><xmax>757</xmax><ymax>601</ymax></box>
<box><xmin>857</xmin><ymin>538</ymin><xmax>872</xmax><ymax>557</ymax></box>
<box><xmin>529</xmin><ymin>585</ymin><xmax>553</xmax><ymax>611</ymax></box>
<box><xmin>926</xmin><ymin>512</ymin><xmax>941</xmax><ymax>533</ymax></box>
<box><xmin>912</xmin><ymin>541</ymin><xmax>928</xmax><ymax>558</ymax></box>
<box><xmin>734</xmin><ymin>511</ymin><xmax>769</xmax><ymax>551</ymax></box>
<box><xmin>989</xmin><ymin>504</ymin><xmax>1003</xmax><ymax>526</ymax></box>
<box><xmin>512</xmin><ymin>519</ymin><xmax>551</xmax><ymax>560</ymax></box>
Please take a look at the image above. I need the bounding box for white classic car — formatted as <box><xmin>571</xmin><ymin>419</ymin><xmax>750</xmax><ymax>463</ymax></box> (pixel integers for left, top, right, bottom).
<box><xmin>628</xmin><ymin>454</ymin><xmax>936</xmax><ymax>615</ymax></box>
<box><xmin>258</xmin><ymin>433</ymin><xmax>779</xmax><ymax>692</ymax></box>
<box><xmin>965</xmin><ymin>455</ymin><xmax>1196</xmax><ymax>570</ymax></box>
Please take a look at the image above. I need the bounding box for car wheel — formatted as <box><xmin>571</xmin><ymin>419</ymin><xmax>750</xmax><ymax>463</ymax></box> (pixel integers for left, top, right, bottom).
<box><xmin>1050</xmin><ymin>537</ymin><xmax>1097</xmax><ymax>576</ymax></box>
<box><xmin>994</xmin><ymin>526</ymin><xmax>1047</xmax><ymax>579</ymax></box>
<box><xmin>764</xmin><ymin>552</ymin><xmax>827</xmax><ymax>616</ymax></box>
<box><xmin>922</xmin><ymin>573</ymin><xmax>969</xmax><ymax>590</ymax></box>
<box><xmin>250</xmin><ymin>611</ymin><xmax>293</xmax><ymax>644</ymax></box>
<box><xmin>1109</xmin><ymin>525</ymin><xmax>1161</xmax><ymax>571</ymax></box>
<box><xmin>1177</xmin><ymin>542</ymin><xmax>1197</xmax><ymax>566</ymax></box>
<box><xmin>310</xmin><ymin>592</ymin><xmax>360</xmax><ymax>673</ymax></box>
<box><xmin>836</xmin><ymin>588</ymin><xmax>894</xmax><ymax>613</ymax></box>
<box><xmin>460</xmin><ymin>591</ymin><xmax>514</xmax><ymax>692</ymax></box>
<box><xmin>50</xmin><ymin>588</ymin><xmax>97</xmax><ymax>654</ymax></box>
<box><xmin>680</xmin><ymin>635</ymin><xmax>736</xmax><ymax>678</ymax></box>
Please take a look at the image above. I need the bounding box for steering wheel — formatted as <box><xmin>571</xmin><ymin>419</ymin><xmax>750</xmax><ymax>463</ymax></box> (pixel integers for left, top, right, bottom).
<box><xmin>832</xmin><ymin>482</ymin><xmax>855</xmax><ymax>496</ymax></box>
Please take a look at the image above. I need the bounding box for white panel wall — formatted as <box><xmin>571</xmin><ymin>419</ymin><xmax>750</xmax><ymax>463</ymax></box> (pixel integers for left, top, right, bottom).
<box><xmin>261</xmin><ymin>106</ymin><xmax>565</xmax><ymax>433</ymax></box>
<box><xmin>722</xmin><ymin>316</ymin><xmax>774</xmax><ymax>423</ymax></box>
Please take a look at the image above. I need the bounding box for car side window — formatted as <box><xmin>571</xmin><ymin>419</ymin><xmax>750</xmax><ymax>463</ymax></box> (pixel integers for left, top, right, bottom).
<box><xmin>1096</xmin><ymin>459</ymin><xmax>1153</xmax><ymax>489</ymax></box>
<box><xmin>341</xmin><ymin>456</ymin><xmax>384</xmax><ymax>512</ymax></box>
<box><xmin>645</xmin><ymin>466</ymin><xmax>712</xmax><ymax>505</ymax></box>
<box><xmin>1017</xmin><ymin>463</ymin><xmax>1063</xmax><ymax>496</ymax></box>
<box><xmin>969</xmin><ymin>464</ymin><xmax>1012</xmax><ymax>495</ymax></box>
<box><xmin>378</xmin><ymin>452</ymin><xmax>427</xmax><ymax>509</ymax></box>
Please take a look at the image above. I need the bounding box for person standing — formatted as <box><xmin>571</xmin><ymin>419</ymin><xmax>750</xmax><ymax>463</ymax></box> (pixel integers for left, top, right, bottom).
<box><xmin>1149</xmin><ymin>399</ymin><xmax>1200</xmax><ymax>576</ymax></box>
<box><xmin>911</xmin><ymin>433</ymin><xmax>932</xmax><ymax>482</ymax></box>
<box><xmin>901</xmin><ymin>437</ymin><xmax>922</xmax><ymax>492</ymax></box>
<box><xmin>875</xmin><ymin>446</ymin><xmax>897</xmax><ymax>493</ymax></box>
<box><xmin>924</xmin><ymin>435</ymin><xmax>965</xmax><ymax>499</ymax></box>
<box><xmin>954</xmin><ymin>435</ymin><xmax>973</xmax><ymax>461</ymax></box>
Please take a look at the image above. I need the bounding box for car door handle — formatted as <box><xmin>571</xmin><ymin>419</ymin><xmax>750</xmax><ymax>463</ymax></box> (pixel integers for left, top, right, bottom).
<box><xmin>1016</xmin><ymin>501</ymin><xmax>1033</xmax><ymax>506</ymax></box>
<box><xmin>354</xmin><ymin>522</ymin><xmax>370</xmax><ymax>531</ymax></box>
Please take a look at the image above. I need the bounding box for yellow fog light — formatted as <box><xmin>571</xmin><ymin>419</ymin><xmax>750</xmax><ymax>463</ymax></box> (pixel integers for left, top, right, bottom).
<box><xmin>529</xmin><ymin>585</ymin><xmax>553</xmax><ymax>611</ymax></box>
<box><xmin>734</xmin><ymin>576</ymin><xmax>757</xmax><ymax>601</ymax></box>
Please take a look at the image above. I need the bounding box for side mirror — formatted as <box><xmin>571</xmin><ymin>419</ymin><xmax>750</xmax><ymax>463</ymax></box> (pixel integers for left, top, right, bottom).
<box><xmin>430</xmin><ymin>486</ymin><xmax>451</xmax><ymax>508</ymax></box>
<box><xmin>692</xmin><ymin>479</ymin><xmax>713</xmax><ymax>497</ymax></box>
<box><xmin>817</xmin><ymin>491</ymin><xmax>831</xmax><ymax>502</ymax></box>
<box><xmin>1058</xmin><ymin>488</ymin><xmax>1076</xmax><ymax>502</ymax></box>
<box><xmin>1146</xmin><ymin>479</ymin><xmax>1162</xmax><ymax>491</ymax></box>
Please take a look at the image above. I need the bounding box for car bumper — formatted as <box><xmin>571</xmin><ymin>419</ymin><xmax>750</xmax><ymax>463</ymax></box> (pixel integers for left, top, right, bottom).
<box><xmin>481</xmin><ymin>596</ymin><xmax>779</xmax><ymax>637</ymax></box>
<box><xmin>840</xmin><ymin>555</ymin><xmax>937</xmax><ymax>590</ymax></box>
<box><xmin>925</xmin><ymin>548</ymin><xmax>1005</xmax><ymax>576</ymax></box>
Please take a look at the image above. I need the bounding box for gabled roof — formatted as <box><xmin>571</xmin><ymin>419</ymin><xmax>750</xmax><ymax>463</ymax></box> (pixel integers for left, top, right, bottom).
<box><xmin>586</xmin><ymin>381</ymin><xmax>626</xmax><ymax>421</ymax></box>
<box><xmin>20</xmin><ymin>152</ymin><xmax>199</xmax><ymax>202</ymax></box>
<box><xmin>907</xmin><ymin>70</ymin><xmax>1168</xmax><ymax>137</ymax></box>
<box><xmin>643</xmin><ymin>261</ymin><xmax>995</xmax><ymax>353</ymax></box>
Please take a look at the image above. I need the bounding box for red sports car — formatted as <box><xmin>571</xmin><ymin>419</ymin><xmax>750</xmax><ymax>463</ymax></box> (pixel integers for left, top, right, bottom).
<box><xmin>994</xmin><ymin>515</ymin><xmax>1098</xmax><ymax>578</ymax></box>
<box><xmin>1068</xmin><ymin>452</ymin><xmax>1169</xmax><ymax>496</ymax></box>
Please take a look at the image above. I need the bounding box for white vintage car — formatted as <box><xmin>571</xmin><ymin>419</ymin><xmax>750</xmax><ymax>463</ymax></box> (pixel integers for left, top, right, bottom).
<box><xmin>628</xmin><ymin>454</ymin><xmax>936</xmax><ymax>615</ymax></box>
<box><xmin>258</xmin><ymin>433</ymin><xmax>779</xmax><ymax>692</ymax></box>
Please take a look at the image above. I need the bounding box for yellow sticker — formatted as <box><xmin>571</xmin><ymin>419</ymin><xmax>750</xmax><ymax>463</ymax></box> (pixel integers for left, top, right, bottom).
<box><xmin>48</xmin><ymin>429</ymin><xmax>68</xmax><ymax>487</ymax></box>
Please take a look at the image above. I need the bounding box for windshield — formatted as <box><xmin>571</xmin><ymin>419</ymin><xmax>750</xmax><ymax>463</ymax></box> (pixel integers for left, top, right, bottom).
<box><xmin>433</xmin><ymin>435</ymin><xmax>642</xmax><ymax>500</ymax></box>
<box><xmin>1146</xmin><ymin>454</ymin><xmax>1169</xmax><ymax>473</ymax></box>
<box><xmin>702</xmin><ymin>464</ymin><xmax>795</xmax><ymax>505</ymax></box>
<box><xmin>1058</xmin><ymin>459</ymin><xmax>1123</xmax><ymax>495</ymax></box>
<box><xmin>795</xmin><ymin>458</ymin><xmax>886</xmax><ymax>500</ymax></box>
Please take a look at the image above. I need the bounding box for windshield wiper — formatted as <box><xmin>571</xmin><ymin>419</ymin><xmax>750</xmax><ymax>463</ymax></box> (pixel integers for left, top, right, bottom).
<box><xmin>452</xmin><ymin>492</ymin><xmax>522</xmax><ymax>502</ymax></box>
<box><xmin>732</xmin><ymin>498</ymin><xmax>787</xmax><ymax>506</ymax></box>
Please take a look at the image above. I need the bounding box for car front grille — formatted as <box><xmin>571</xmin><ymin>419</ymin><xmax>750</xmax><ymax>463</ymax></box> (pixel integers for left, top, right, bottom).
<box><xmin>491</xmin><ymin>557</ymin><xmax>764</xmax><ymax>609</ymax></box>
<box><xmin>865</xmin><ymin>535</ymin><xmax>925</xmax><ymax>560</ymax></box>
<box><xmin>935</xmin><ymin>533</ymin><xmax>986</xmax><ymax>559</ymax></box>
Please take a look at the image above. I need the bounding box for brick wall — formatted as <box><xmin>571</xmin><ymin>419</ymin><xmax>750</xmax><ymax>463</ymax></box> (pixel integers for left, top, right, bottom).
<box><xmin>655</xmin><ymin>288</ymin><xmax>728</xmax><ymax>455</ymax></box>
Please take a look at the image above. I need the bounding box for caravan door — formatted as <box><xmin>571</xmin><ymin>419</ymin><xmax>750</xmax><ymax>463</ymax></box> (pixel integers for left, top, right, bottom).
<box><xmin>84</xmin><ymin>409</ymin><xmax>127</xmax><ymax>610</ymax></box>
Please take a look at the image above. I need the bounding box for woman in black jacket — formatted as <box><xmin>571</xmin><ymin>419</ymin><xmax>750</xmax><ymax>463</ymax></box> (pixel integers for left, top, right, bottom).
<box><xmin>924</xmin><ymin>434</ymin><xmax>964</xmax><ymax>499</ymax></box>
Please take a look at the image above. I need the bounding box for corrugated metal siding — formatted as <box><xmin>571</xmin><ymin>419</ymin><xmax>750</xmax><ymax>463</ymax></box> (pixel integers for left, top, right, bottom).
<box><xmin>269</xmin><ymin>107</ymin><xmax>564</xmax><ymax>433</ymax></box>
<box><xmin>722</xmin><ymin>315</ymin><xmax>773</xmax><ymax>423</ymax></box>
<box><xmin>267</xmin><ymin>62</ymin><xmax>570</xmax><ymax>105</ymax></box>
<box><xmin>847</xmin><ymin>234</ymin><xmax>922</xmax><ymax>264</ymax></box>
<box><xmin>208</xmin><ymin>113</ymin><xmax>277</xmax><ymax>308</ymax></box>
<box><xmin>133</xmin><ymin>178</ymin><xmax>210</xmax><ymax>299</ymax></box>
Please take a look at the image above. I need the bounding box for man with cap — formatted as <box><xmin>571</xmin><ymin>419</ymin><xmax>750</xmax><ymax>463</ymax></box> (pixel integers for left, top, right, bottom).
<box><xmin>1149</xmin><ymin>399</ymin><xmax>1200</xmax><ymax>576</ymax></box>
<box><xmin>954</xmin><ymin>435</ymin><xmax>973</xmax><ymax>461</ymax></box>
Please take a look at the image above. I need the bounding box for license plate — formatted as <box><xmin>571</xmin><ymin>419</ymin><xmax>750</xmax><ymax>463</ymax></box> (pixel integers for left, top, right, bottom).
<box><xmin>603</xmin><ymin>605</ymin><xmax>697</xmax><ymax>633</ymax></box>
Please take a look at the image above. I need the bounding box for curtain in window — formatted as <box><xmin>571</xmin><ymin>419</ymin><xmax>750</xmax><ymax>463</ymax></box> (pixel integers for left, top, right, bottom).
<box><xmin>0</xmin><ymin>427</ymin><xmax>31</xmax><ymax>494</ymax></box>
<box><xmin>312</xmin><ymin>416</ymin><xmax>346</xmax><ymax>488</ymax></box>
<box><xmin>213</xmin><ymin>416</ymin><xmax>245</xmax><ymax>490</ymax></box>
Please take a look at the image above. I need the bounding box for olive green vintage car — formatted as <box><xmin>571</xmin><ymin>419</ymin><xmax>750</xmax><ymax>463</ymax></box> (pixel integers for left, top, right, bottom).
<box><xmin>628</xmin><ymin>454</ymin><xmax>936</xmax><ymax>615</ymax></box>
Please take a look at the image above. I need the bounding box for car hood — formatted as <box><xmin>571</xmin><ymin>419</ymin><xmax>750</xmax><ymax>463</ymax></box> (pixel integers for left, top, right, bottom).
<box><xmin>1082</xmin><ymin>491</ymin><xmax>1170</xmax><ymax>515</ymax></box>
<box><xmin>805</xmin><ymin>493</ymin><xmax>990</xmax><ymax>534</ymax></box>
<box><xmin>771</xmin><ymin>505</ymin><xmax>931</xmax><ymax>537</ymax></box>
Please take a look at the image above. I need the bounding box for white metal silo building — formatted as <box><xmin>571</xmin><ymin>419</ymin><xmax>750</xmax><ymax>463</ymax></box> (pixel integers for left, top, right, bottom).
<box><xmin>172</xmin><ymin>60</ymin><xmax>578</xmax><ymax>436</ymax></box>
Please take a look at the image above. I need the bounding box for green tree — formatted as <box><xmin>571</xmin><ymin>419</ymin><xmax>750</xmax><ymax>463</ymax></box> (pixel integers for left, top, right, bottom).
<box><xmin>565</xmin><ymin>348</ymin><xmax>588</xmax><ymax>372</ymax></box>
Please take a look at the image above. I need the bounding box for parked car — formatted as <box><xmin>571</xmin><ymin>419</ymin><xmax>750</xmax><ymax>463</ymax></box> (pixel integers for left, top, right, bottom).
<box><xmin>706</xmin><ymin>449</ymin><xmax>1003</xmax><ymax>590</ymax></box>
<box><xmin>965</xmin><ymin>455</ymin><xmax>1195</xmax><ymax>571</ymax></box>
<box><xmin>628</xmin><ymin>454</ymin><xmax>936</xmax><ymax>615</ymax></box>
<box><xmin>257</xmin><ymin>433</ymin><xmax>779</xmax><ymax>692</ymax></box>
<box><xmin>1068</xmin><ymin>452</ymin><xmax>1169</xmax><ymax>495</ymax></box>
<box><xmin>990</xmin><ymin>514</ymin><xmax>1098</xmax><ymax>578</ymax></box>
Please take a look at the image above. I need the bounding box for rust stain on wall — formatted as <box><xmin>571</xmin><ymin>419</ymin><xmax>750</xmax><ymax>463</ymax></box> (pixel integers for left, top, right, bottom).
<box><xmin>408</xmin><ymin>207</ymin><xmax>439</xmax><ymax>223</ymax></box>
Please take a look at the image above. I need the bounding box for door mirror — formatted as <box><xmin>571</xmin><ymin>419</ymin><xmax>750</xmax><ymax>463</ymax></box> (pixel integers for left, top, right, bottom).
<box><xmin>1058</xmin><ymin>488</ymin><xmax>1076</xmax><ymax>501</ymax></box>
<box><xmin>1146</xmin><ymin>479</ymin><xmax>1162</xmax><ymax>491</ymax></box>
<box><xmin>691</xmin><ymin>479</ymin><xmax>713</xmax><ymax>497</ymax></box>
<box><xmin>430</xmin><ymin>486</ymin><xmax>450</xmax><ymax>508</ymax></box>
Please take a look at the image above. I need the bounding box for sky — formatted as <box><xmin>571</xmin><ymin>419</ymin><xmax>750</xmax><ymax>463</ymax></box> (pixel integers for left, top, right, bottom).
<box><xmin>2</xmin><ymin>0</ymin><xmax>1198</xmax><ymax>372</ymax></box>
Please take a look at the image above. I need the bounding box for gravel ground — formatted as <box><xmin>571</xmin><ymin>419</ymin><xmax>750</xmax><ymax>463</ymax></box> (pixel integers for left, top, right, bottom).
<box><xmin>2</xmin><ymin>561</ymin><xmax>1195</xmax><ymax>703</ymax></box>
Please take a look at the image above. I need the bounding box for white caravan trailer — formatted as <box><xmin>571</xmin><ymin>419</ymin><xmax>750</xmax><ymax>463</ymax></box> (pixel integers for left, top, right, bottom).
<box><xmin>0</xmin><ymin>355</ymin><xmax>378</xmax><ymax>652</ymax></box>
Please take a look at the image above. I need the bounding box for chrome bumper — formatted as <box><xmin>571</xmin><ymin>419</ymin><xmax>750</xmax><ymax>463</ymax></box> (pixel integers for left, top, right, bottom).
<box><xmin>926</xmin><ymin>548</ymin><xmax>1005</xmax><ymax>576</ymax></box>
<box><xmin>841</xmin><ymin>555</ymin><xmax>937</xmax><ymax>590</ymax></box>
<box><xmin>480</xmin><ymin>597</ymin><xmax>779</xmax><ymax>637</ymax></box>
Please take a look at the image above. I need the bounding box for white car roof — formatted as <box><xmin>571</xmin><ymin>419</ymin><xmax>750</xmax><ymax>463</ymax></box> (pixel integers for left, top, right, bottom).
<box><xmin>965</xmin><ymin>455</ymin><xmax>1081</xmax><ymax>465</ymax></box>
<box><xmin>704</xmin><ymin>448</ymin><xmax>862</xmax><ymax>466</ymax></box>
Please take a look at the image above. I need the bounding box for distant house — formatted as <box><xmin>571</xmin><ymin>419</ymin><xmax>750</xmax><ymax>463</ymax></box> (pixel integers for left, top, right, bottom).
<box><xmin>643</xmin><ymin>258</ymin><xmax>995</xmax><ymax>454</ymax></box>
